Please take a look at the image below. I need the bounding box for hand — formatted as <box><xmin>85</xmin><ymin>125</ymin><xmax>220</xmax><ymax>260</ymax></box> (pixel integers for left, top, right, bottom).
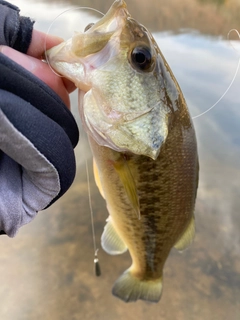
<box><xmin>0</xmin><ymin>30</ymin><xmax>75</xmax><ymax>108</ymax></box>
<box><xmin>0</xmin><ymin>3</ymin><xmax>80</xmax><ymax>237</ymax></box>
<box><xmin>0</xmin><ymin>29</ymin><xmax>79</xmax><ymax>237</ymax></box>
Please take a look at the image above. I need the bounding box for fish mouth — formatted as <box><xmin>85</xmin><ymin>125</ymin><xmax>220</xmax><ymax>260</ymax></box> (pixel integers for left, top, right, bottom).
<box><xmin>46</xmin><ymin>1</ymin><xmax>129</xmax><ymax>90</ymax></box>
<box><xmin>87</xmin><ymin>0</ymin><xmax>128</xmax><ymax>34</ymax></box>
<box><xmin>71</xmin><ymin>0</ymin><xmax>129</xmax><ymax>60</ymax></box>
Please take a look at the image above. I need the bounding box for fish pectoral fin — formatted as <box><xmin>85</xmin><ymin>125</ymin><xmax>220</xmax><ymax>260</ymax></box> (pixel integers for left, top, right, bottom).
<box><xmin>112</xmin><ymin>268</ymin><xmax>162</xmax><ymax>303</ymax></box>
<box><xmin>174</xmin><ymin>216</ymin><xmax>195</xmax><ymax>252</ymax></box>
<box><xmin>113</xmin><ymin>157</ymin><xmax>140</xmax><ymax>219</ymax></box>
<box><xmin>101</xmin><ymin>217</ymin><xmax>128</xmax><ymax>255</ymax></box>
<box><xmin>93</xmin><ymin>158</ymin><xmax>105</xmax><ymax>199</ymax></box>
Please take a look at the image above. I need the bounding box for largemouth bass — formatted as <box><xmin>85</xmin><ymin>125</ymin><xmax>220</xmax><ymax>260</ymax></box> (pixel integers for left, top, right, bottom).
<box><xmin>46</xmin><ymin>0</ymin><xmax>199</xmax><ymax>303</ymax></box>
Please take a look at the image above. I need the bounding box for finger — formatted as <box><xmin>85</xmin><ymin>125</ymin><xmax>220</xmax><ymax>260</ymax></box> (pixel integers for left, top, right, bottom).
<box><xmin>0</xmin><ymin>46</ymin><xmax>71</xmax><ymax>108</ymax></box>
<box><xmin>27</xmin><ymin>30</ymin><xmax>64</xmax><ymax>59</ymax></box>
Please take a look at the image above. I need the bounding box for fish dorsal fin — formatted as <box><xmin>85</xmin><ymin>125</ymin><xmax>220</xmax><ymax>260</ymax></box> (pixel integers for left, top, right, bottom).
<box><xmin>101</xmin><ymin>217</ymin><xmax>128</xmax><ymax>255</ymax></box>
<box><xmin>113</xmin><ymin>156</ymin><xmax>140</xmax><ymax>219</ymax></box>
<box><xmin>93</xmin><ymin>158</ymin><xmax>105</xmax><ymax>199</ymax></box>
<box><xmin>174</xmin><ymin>216</ymin><xmax>195</xmax><ymax>252</ymax></box>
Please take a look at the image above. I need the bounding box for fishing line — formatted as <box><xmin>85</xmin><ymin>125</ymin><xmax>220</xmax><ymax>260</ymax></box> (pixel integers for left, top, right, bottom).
<box><xmin>84</xmin><ymin>134</ymin><xmax>101</xmax><ymax>277</ymax></box>
<box><xmin>79</xmin><ymin>101</ymin><xmax>101</xmax><ymax>276</ymax></box>
<box><xmin>79</xmin><ymin>124</ymin><xmax>101</xmax><ymax>276</ymax></box>
<box><xmin>192</xmin><ymin>29</ymin><xmax>240</xmax><ymax>120</ymax></box>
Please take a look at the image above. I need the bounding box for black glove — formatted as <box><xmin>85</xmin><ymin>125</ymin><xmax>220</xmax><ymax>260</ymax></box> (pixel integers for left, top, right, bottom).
<box><xmin>0</xmin><ymin>0</ymin><xmax>79</xmax><ymax>237</ymax></box>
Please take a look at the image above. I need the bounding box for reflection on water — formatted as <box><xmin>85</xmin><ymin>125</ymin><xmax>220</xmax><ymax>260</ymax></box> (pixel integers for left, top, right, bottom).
<box><xmin>0</xmin><ymin>0</ymin><xmax>240</xmax><ymax>319</ymax></box>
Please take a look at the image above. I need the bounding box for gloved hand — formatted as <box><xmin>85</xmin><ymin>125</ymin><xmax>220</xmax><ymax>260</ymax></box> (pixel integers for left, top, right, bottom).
<box><xmin>0</xmin><ymin>0</ymin><xmax>79</xmax><ymax>237</ymax></box>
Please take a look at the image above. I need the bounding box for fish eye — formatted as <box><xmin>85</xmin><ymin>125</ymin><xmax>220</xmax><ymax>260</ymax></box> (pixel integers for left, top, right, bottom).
<box><xmin>84</xmin><ymin>23</ymin><xmax>95</xmax><ymax>32</ymax></box>
<box><xmin>130</xmin><ymin>46</ymin><xmax>154</xmax><ymax>72</ymax></box>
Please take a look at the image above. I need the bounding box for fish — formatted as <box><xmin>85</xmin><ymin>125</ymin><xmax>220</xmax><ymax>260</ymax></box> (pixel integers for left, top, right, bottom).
<box><xmin>46</xmin><ymin>0</ymin><xmax>199</xmax><ymax>303</ymax></box>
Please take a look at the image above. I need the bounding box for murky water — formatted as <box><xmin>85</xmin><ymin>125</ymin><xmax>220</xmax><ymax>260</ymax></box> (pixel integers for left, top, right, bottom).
<box><xmin>1</xmin><ymin>0</ymin><xmax>240</xmax><ymax>319</ymax></box>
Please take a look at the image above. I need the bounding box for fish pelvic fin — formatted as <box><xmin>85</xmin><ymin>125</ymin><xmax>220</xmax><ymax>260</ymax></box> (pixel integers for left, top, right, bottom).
<box><xmin>101</xmin><ymin>217</ymin><xmax>128</xmax><ymax>255</ymax></box>
<box><xmin>112</xmin><ymin>268</ymin><xmax>162</xmax><ymax>303</ymax></box>
<box><xmin>174</xmin><ymin>216</ymin><xmax>195</xmax><ymax>252</ymax></box>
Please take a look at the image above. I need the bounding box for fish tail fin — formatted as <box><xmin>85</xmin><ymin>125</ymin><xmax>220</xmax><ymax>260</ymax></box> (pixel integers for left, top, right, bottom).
<box><xmin>112</xmin><ymin>268</ymin><xmax>162</xmax><ymax>303</ymax></box>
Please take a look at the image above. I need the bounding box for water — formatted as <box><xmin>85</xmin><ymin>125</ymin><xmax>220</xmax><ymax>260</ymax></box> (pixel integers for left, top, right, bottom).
<box><xmin>0</xmin><ymin>0</ymin><xmax>240</xmax><ymax>319</ymax></box>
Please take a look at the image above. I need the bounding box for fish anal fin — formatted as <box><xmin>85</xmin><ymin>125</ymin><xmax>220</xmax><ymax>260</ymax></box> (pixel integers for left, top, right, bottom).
<box><xmin>174</xmin><ymin>216</ymin><xmax>195</xmax><ymax>252</ymax></box>
<box><xmin>101</xmin><ymin>218</ymin><xmax>128</xmax><ymax>255</ymax></box>
<box><xmin>93</xmin><ymin>158</ymin><xmax>105</xmax><ymax>199</ymax></box>
<box><xmin>113</xmin><ymin>157</ymin><xmax>140</xmax><ymax>219</ymax></box>
<box><xmin>112</xmin><ymin>268</ymin><xmax>162</xmax><ymax>303</ymax></box>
